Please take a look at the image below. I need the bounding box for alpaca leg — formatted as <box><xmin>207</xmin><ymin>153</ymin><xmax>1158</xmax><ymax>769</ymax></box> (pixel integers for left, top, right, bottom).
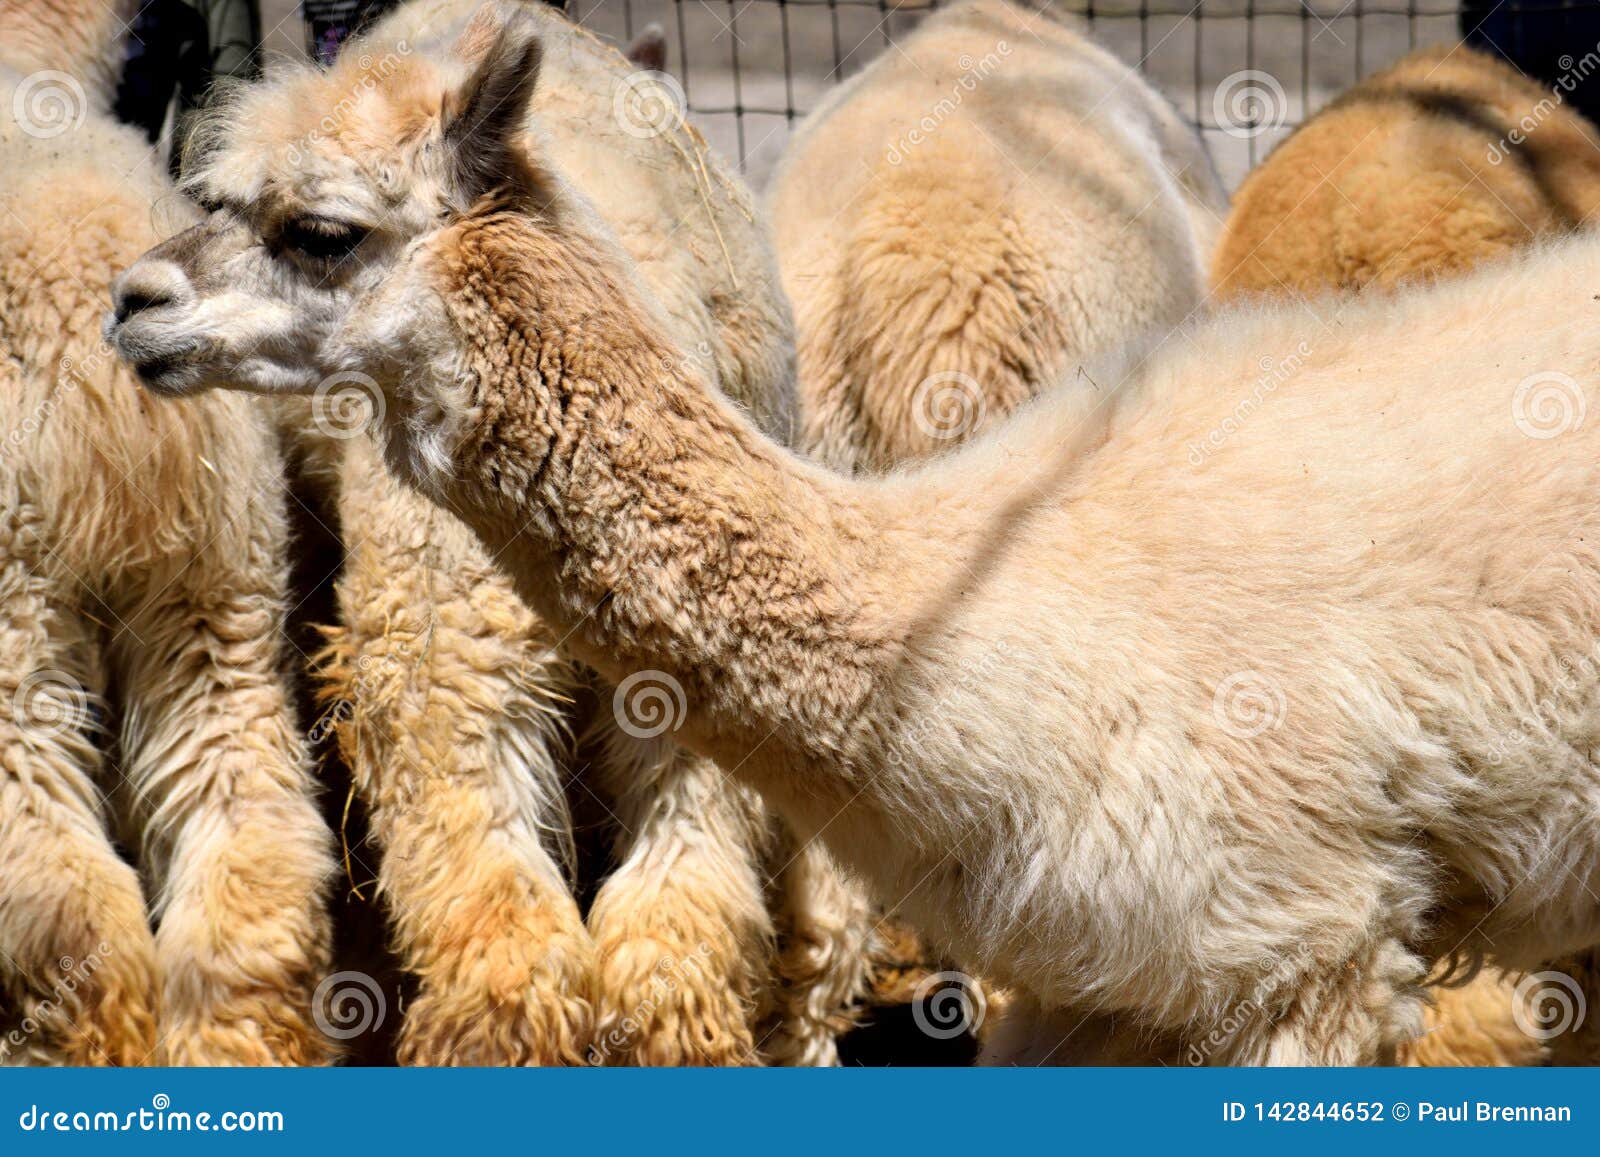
<box><xmin>588</xmin><ymin>727</ymin><xmax>773</xmax><ymax>1066</ymax></box>
<box><xmin>0</xmin><ymin>553</ymin><xmax>157</xmax><ymax>1065</ymax></box>
<box><xmin>1398</xmin><ymin>972</ymin><xmax>1547</xmax><ymax>1066</ymax></box>
<box><xmin>327</xmin><ymin>446</ymin><xmax>593</xmax><ymax>1065</ymax></box>
<box><xmin>761</xmin><ymin>837</ymin><xmax>873</xmax><ymax>1066</ymax></box>
<box><xmin>1221</xmin><ymin>939</ymin><xmax>1426</xmax><ymax>1066</ymax></box>
<box><xmin>113</xmin><ymin>575</ymin><xmax>335</xmax><ymax>1066</ymax></box>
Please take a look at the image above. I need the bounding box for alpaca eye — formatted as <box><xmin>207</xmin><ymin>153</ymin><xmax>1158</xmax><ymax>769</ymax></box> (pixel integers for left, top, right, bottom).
<box><xmin>278</xmin><ymin>217</ymin><xmax>368</xmax><ymax>262</ymax></box>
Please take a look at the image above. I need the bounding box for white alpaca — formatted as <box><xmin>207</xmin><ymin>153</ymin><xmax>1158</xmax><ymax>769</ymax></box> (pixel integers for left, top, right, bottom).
<box><xmin>770</xmin><ymin>0</ymin><xmax>1226</xmax><ymax>473</ymax></box>
<box><xmin>107</xmin><ymin>8</ymin><xmax>1600</xmax><ymax>1063</ymax></box>
<box><xmin>0</xmin><ymin>0</ymin><xmax>334</xmax><ymax>1064</ymax></box>
<box><xmin>767</xmin><ymin>0</ymin><xmax>1224</xmax><ymax>1049</ymax></box>
<box><xmin>131</xmin><ymin>0</ymin><xmax>850</xmax><ymax>1064</ymax></box>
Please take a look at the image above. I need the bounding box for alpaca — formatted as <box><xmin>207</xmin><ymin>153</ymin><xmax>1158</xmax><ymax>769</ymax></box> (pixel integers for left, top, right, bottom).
<box><xmin>1210</xmin><ymin>48</ymin><xmax>1600</xmax><ymax>1067</ymax></box>
<box><xmin>110</xmin><ymin>7</ymin><xmax>1600</xmax><ymax>1065</ymax></box>
<box><xmin>143</xmin><ymin>0</ymin><xmax>847</xmax><ymax>1064</ymax></box>
<box><xmin>1213</xmin><ymin>44</ymin><xmax>1600</xmax><ymax>298</ymax></box>
<box><xmin>0</xmin><ymin>0</ymin><xmax>334</xmax><ymax>1064</ymax></box>
<box><xmin>767</xmin><ymin>0</ymin><xmax>1225</xmax><ymax>1042</ymax></box>
<box><xmin>770</xmin><ymin>0</ymin><xmax>1226</xmax><ymax>474</ymax></box>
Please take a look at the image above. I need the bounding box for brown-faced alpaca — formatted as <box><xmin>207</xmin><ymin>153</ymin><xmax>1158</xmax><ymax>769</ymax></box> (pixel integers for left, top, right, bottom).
<box><xmin>767</xmin><ymin>0</ymin><xmax>1224</xmax><ymax>1050</ymax></box>
<box><xmin>111</xmin><ymin>11</ymin><xmax>1600</xmax><ymax>1066</ymax></box>
<box><xmin>0</xmin><ymin>0</ymin><xmax>334</xmax><ymax>1064</ymax></box>
<box><xmin>1211</xmin><ymin>46</ymin><xmax>1600</xmax><ymax>1067</ymax></box>
<box><xmin>1213</xmin><ymin>44</ymin><xmax>1600</xmax><ymax>298</ymax></box>
<box><xmin>116</xmin><ymin>0</ymin><xmax>847</xmax><ymax>1065</ymax></box>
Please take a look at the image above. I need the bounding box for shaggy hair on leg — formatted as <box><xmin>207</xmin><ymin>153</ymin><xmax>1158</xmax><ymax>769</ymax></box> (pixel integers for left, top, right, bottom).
<box><xmin>0</xmin><ymin>0</ymin><xmax>335</xmax><ymax>1065</ymax></box>
<box><xmin>126</xmin><ymin>0</ymin><xmax>843</xmax><ymax>1064</ymax></box>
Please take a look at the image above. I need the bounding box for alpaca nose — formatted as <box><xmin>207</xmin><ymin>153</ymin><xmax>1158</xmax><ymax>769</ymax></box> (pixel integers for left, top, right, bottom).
<box><xmin>111</xmin><ymin>261</ymin><xmax>191</xmax><ymax>324</ymax></box>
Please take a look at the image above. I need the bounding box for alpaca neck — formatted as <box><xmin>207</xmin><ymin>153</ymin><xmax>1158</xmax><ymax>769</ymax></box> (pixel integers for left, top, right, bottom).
<box><xmin>414</xmin><ymin>211</ymin><xmax>906</xmax><ymax>780</ymax></box>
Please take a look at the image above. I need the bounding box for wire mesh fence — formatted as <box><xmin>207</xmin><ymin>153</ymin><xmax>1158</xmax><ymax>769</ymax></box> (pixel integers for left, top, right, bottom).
<box><xmin>564</xmin><ymin>0</ymin><xmax>1519</xmax><ymax>187</ymax></box>
<box><xmin>246</xmin><ymin>0</ymin><xmax>1596</xmax><ymax>187</ymax></box>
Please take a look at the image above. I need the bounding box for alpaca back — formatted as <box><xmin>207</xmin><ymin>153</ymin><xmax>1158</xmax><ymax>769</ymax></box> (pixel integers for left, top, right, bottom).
<box><xmin>768</xmin><ymin>0</ymin><xmax>1225</xmax><ymax>472</ymax></box>
<box><xmin>0</xmin><ymin>12</ymin><xmax>284</xmax><ymax>592</ymax></box>
<box><xmin>359</xmin><ymin>0</ymin><xmax>797</xmax><ymax>443</ymax></box>
<box><xmin>1213</xmin><ymin>45</ymin><xmax>1600</xmax><ymax>298</ymax></box>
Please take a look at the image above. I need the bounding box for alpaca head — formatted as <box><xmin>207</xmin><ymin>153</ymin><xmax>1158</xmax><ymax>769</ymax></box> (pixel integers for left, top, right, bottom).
<box><xmin>106</xmin><ymin>2</ymin><xmax>551</xmax><ymax>399</ymax></box>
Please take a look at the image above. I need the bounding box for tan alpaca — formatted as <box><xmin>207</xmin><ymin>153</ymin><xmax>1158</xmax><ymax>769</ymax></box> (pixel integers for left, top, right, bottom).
<box><xmin>111</xmin><ymin>9</ymin><xmax>1600</xmax><ymax>1065</ymax></box>
<box><xmin>771</xmin><ymin>0</ymin><xmax>1226</xmax><ymax>474</ymax></box>
<box><xmin>767</xmin><ymin>0</ymin><xmax>1225</xmax><ymax>1049</ymax></box>
<box><xmin>0</xmin><ymin>0</ymin><xmax>334</xmax><ymax>1064</ymax></box>
<box><xmin>128</xmin><ymin>0</ymin><xmax>843</xmax><ymax>1064</ymax></box>
<box><xmin>1213</xmin><ymin>44</ymin><xmax>1600</xmax><ymax>298</ymax></box>
<box><xmin>1211</xmin><ymin>47</ymin><xmax>1600</xmax><ymax>1068</ymax></box>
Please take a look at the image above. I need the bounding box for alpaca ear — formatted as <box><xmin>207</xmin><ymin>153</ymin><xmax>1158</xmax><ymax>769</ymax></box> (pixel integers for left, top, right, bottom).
<box><xmin>445</xmin><ymin>9</ymin><xmax>543</xmax><ymax>199</ymax></box>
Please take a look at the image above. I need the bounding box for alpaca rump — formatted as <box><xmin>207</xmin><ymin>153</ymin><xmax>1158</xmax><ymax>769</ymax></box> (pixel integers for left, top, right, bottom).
<box><xmin>1213</xmin><ymin>44</ymin><xmax>1600</xmax><ymax>299</ymax></box>
<box><xmin>0</xmin><ymin>0</ymin><xmax>335</xmax><ymax>1064</ymax></box>
<box><xmin>125</xmin><ymin>0</ymin><xmax>847</xmax><ymax>1064</ymax></box>
<box><xmin>1211</xmin><ymin>49</ymin><xmax>1589</xmax><ymax>1066</ymax></box>
<box><xmin>767</xmin><ymin>0</ymin><xmax>1224</xmax><ymax>1049</ymax></box>
<box><xmin>768</xmin><ymin>0</ymin><xmax>1226</xmax><ymax>474</ymax></box>
<box><xmin>108</xmin><ymin>6</ymin><xmax>1600</xmax><ymax>1064</ymax></box>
